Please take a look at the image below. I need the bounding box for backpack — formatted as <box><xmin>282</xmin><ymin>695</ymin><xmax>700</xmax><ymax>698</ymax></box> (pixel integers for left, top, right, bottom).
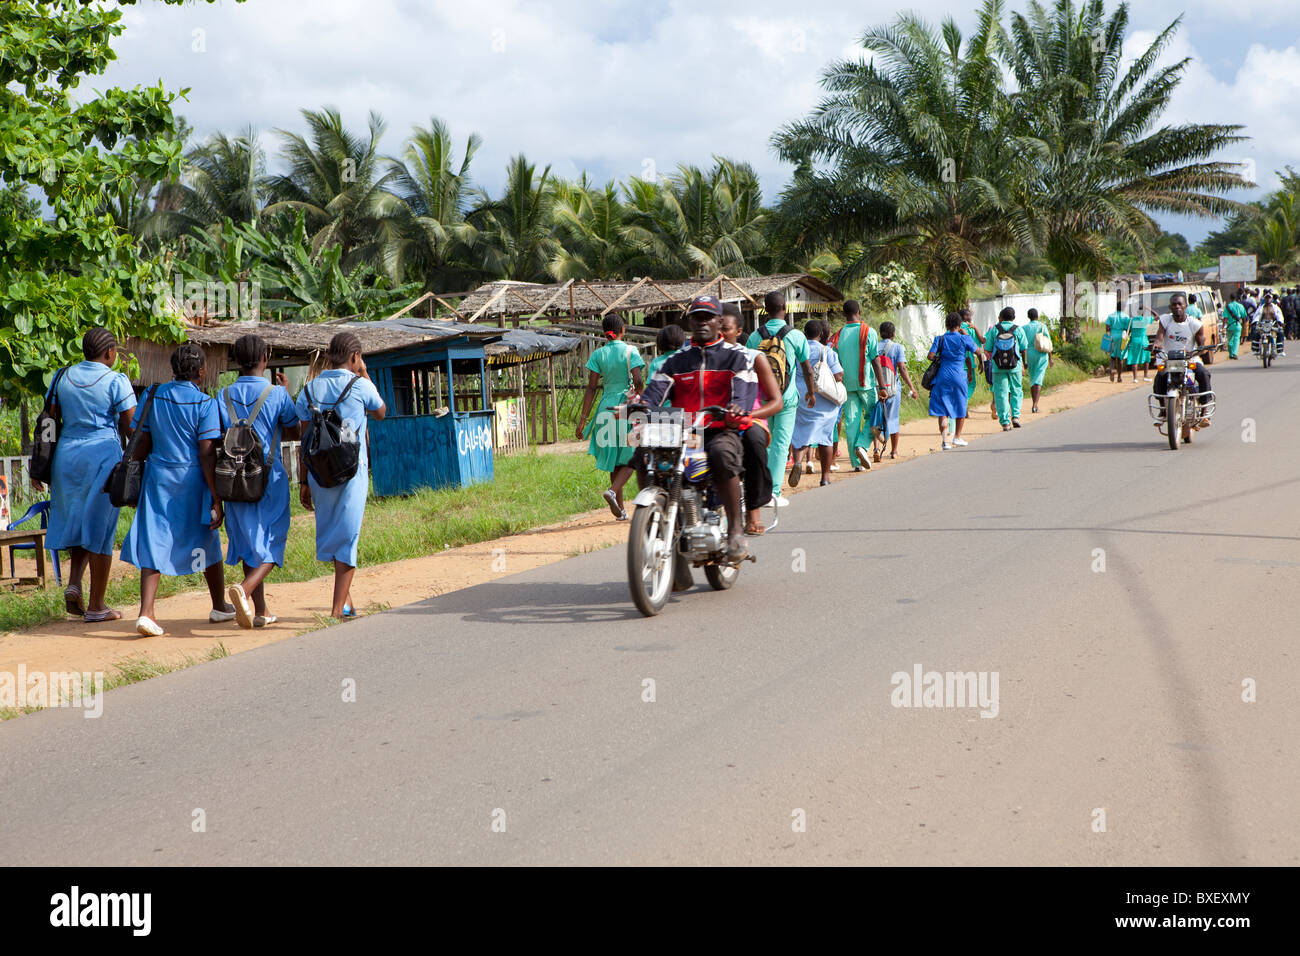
<box><xmin>29</xmin><ymin>366</ymin><xmax>69</xmax><ymax>484</ymax></box>
<box><xmin>992</xmin><ymin>322</ymin><xmax>1020</xmax><ymax>370</ymax></box>
<box><xmin>757</xmin><ymin>323</ymin><xmax>794</xmax><ymax>393</ymax></box>
<box><xmin>215</xmin><ymin>384</ymin><xmax>275</xmax><ymax>503</ymax></box>
<box><xmin>302</xmin><ymin>376</ymin><xmax>362</xmax><ymax>488</ymax></box>
<box><xmin>876</xmin><ymin>345</ymin><xmax>899</xmax><ymax>397</ymax></box>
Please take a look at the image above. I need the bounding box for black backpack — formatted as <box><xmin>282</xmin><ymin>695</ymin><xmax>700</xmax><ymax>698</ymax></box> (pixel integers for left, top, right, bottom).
<box><xmin>992</xmin><ymin>322</ymin><xmax>1020</xmax><ymax>370</ymax></box>
<box><xmin>29</xmin><ymin>366</ymin><xmax>69</xmax><ymax>484</ymax></box>
<box><xmin>215</xmin><ymin>384</ymin><xmax>275</xmax><ymax>503</ymax></box>
<box><xmin>302</xmin><ymin>376</ymin><xmax>361</xmax><ymax>488</ymax></box>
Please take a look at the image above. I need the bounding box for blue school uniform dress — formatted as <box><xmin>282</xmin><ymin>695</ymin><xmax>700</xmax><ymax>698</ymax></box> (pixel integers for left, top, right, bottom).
<box><xmin>120</xmin><ymin>381</ymin><xmax>222</xmax><ymax>575</ymax></box>
<box><xmin>928</xmin><ymin>332</ymin><xmax>978</xmax><ymax>419</ymax></box>
<box><xmin>870</xmin><ymin>339</ymin><xmax>907</xmax><ymax>436</ymax></box>
<box><xmin>218</xmin><ymin>377</ymin><xmax>300</xmax><ymax>568</ymax></box>
<box><xmin>45</xmin><ymin>361</ymin><xmax>137</xmax><ymax>556</ymax></box>
<box><xmin>295</xmin><ymin>370</ymin><xmax>384</xmax><ymax>567</ymax></box>
<box><xmin>791</xmin><ymin>341</ymin><xmax>843</xmax><ymax>447</ymax></box>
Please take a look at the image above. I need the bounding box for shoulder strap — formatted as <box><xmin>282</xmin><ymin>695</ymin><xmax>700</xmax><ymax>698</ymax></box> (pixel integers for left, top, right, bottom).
<box><xmin>776</xmin><ymin>323</ymin><xmax>793</xmax><ymax>341</ymax></box>
<box><xmin>330</xmin><ymin>374</ymin><xmax>361</xmax><ymax>410</ymax></box>
<box><xmin>45</xmin><ymin>366</ymin><xmax>70</xmax><ymax>411</ymax></box>
<box><xmin>245</xmin><ymin>383</ymin><xmax>275</xmax><ymax>425</ymax></box>
<box><xmin>304</xmin><ymin>381</ymin><xmax>320</xmax><ymax>413</ymax></box>
<box><xmin>123</xmin><ymin>385</ymin><xmax>155</xmax><ymax>460</ymax></box>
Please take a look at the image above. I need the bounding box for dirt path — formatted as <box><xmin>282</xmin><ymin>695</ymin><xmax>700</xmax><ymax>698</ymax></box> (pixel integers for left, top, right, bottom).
<box><xmin>0</xmin><ymin>373</ymin><xmax>1142</xmax><ymax>681</ymax></box>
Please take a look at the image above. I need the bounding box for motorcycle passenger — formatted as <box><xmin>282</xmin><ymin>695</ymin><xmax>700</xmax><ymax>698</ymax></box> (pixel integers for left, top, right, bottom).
<box><xmin>1149</xmin><ymin>292</ymin><xmax>1212</xmax><ymax>428</ymax></box>
<box><xmin>719</xmin><ymin>305</ymin><xmax>777</xmax><ymax>535</ymax></box>
<box><xmin>1250</xmin><ymin>295</ymin><xmax>1286</xmax><ymax>357</ymax></box>
<box><xmin>640</xmin><ymin>296</ymin><xmax>782</xmax><ymax>561</ymax></box>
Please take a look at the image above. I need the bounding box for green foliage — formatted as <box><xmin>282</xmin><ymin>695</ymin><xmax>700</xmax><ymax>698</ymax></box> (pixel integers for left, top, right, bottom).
<box><xmin>0</xmin><ymin>0</ymin><xmax>243</xmax><ymax>402</ymax></box>
<box><xmin>857</xmin><ymin>262</ymin><xmax>926</xmax><ymax>315</ymax></box>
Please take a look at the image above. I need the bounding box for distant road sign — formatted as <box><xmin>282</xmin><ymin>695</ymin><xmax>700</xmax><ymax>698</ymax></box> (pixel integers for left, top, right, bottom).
<box><xmin>1219</xmin><ymin>254</ymin><xmax>1257</xmax><ymax>282</ymax></box>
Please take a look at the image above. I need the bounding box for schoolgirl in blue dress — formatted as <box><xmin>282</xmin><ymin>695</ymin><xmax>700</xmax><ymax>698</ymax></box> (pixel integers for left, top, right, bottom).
<box><xmin>43</xmin><ymin>328</ymin><xmax>137</xmax><ymax>622</ymax></box>
<box><xmin>295</xmin><ymin>332</ymin><xmax>386</xmax><ymax>620</ymax></box>
<box><xmin>219</xmin><ymin>335</ymin><xmax>302</xmax><ymax>629</ymax></box>
<box><xmin>927</xmin><ymin>312</ymin><xmax>989</xmax><ymax>451</ymax></box>
<box><xmin>120</xmin><ymin>344</ymin><xmax>236</xmax><ymax>637</ymax></box>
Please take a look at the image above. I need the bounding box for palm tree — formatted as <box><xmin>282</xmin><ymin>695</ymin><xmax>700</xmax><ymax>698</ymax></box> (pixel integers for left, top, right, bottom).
<box><xmin>772</xmin><ymin>0</ymin><xmax>1035</xmax><ymax>311</ymax></box>
<box><xmin>1251</xmin><ymin>193</ymin><xmax>1300</xmax><ymax>279</ymax></box>
<box><xmin>1005</xmin><ymin>0</ymin><xmax>1250</xmax><ymax>336</ymax></box>
<box><xmin>548</xmin><ymin>177</ymin><xmax>653</xmax><ymax>280</ymax></box>
<box><xmin>377</xmin><ymin>117</ymin><xmax>483</xmax><ymax>291</ymax></box>
<box><xmin>263</xmin><ymin>107</ymin><xmax>396</xmax><ymax>267</ymax></box>
<box><xmin>471</xmin><ymin>155</ymin><xmax>561</xmax><ymax>282</ymax></box>
<box><xmin>150</xmin><ymin>127</ymin><xmax>267</xmax><ymax>239</ymax></box>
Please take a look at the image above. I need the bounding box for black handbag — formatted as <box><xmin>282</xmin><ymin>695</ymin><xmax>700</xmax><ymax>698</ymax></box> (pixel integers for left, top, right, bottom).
<box><xmin>921</xmin><ymin>355</ymin><xmax>940</xmax><ymax>391</ymax></box>
<box><xmin>104</xmin><ymin>385</ymin><xmax>155</xmax><ymax>508</ymax></box>
<box><xmin>29</xmin><ymin>367</ymin><xmax>69</xmax><ymax>484</ymax></box>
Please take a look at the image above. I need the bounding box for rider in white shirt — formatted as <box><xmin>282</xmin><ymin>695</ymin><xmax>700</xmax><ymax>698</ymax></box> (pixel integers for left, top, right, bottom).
<box><xmin>1250</xmin><ymin>295</ymin><xmax>1286</xmax><ymax>356</ymax></box>
<box><xmin>1149</xmin><ymin>292</ymin><xmax>1212</xmax><ymax>427</ymax></box>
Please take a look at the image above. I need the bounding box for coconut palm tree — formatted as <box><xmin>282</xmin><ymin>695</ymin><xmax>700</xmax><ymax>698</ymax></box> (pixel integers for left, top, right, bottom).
<box><xmin>772</xmin><ymin>0</ymin><xmax>1035</xmax><ymax>312</ymax></box>
<box><xmin>149</xmin><ymin>127</ymin><xmax>267</xmax><ymax>239</ymax></box>
<box><xmin>1004</xmin><ymin>0</ymin><xmax>1250</xmax><ymax>336</ymax></box>
<box><xmin>263</xmin><ymin>107</ymin><xmax>396</xmax><ymax>267</ymax></box>
<box><xmin>377</xmin><ymin>117</ymin><xmax>483</xmax><ymax>291</ymax></box>
<box><xmin>548</xmin><ymin>177</ymin><xmax>656</xmax><ymax>281</ymax></box>
<box><xmin>471</xmin><ymin>155</ymin><xmax>562</xmax><ymax>282</ymax></box>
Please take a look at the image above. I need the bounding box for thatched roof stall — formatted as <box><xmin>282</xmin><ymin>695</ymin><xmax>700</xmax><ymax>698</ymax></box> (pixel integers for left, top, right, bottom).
<box><xmin>454</xmin><ymin>273</ymin><xmax>842</xmax><ymax>334</ymax></box>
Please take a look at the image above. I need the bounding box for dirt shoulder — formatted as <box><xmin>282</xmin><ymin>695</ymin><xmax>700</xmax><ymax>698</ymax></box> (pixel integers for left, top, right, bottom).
<box><xmin>0</xmin><ymin>374</ymin><xmax>1141</xmax><ymax>681</ymax></box>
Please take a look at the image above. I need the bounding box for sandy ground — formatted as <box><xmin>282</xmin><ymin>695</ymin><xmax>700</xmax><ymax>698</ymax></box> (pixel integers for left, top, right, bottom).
<box><xmin>0</xmin><ymin>373</ymin><xmax>1143</xmax><ymax>681</ymax></box>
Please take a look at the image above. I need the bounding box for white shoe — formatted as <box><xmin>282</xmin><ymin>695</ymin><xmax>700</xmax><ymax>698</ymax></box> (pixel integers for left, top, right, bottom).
<box><xmin>209</xmin><ymin>607</ymin><xmax>237</xmax><ymax>623</ymax></box>
<box><xmin>941</xmin><ymin>442</ymin><xmax>952</xmax><ymax>450</ymax></box>
<box><xmin>854</xmin><ymin>446</ymin><xmax>871</xmax><ymax>469</ymax></box>
<box><xmin>952</xmin><ymin>438</ymin><xmax>968</xmax><ymax>446</ymax></box>
<box><xmin>228</xmin><ymin>584</ymin><xmax>253</xmax><ymax>629</ymax></box>
<box><xmin>774</xmin><ymin>495</ymin><xmax>790</xmax><ymax>508</ymax></box>
<box><xmin>253</xmin><ymin>614</ymin><xmax>278</xmax><ymax>628</ymax></box>
<box><xmin>829</xmin><ymin>464</ymin><xmax>839</xmax><ymax>472</ymax></box>
<box><xmin>136</xmin><ymin>616</ymin><xmax>164</xmax><ymax>637</ymax></box>
<box><xmin>804</xmin><ymin>462</ymin><xmax>814</xmax><ymax>474</ymax></box>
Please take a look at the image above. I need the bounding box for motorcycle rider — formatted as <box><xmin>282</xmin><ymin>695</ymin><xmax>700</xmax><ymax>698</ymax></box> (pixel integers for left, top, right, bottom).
<box><xmin>1149</xmin><ymin>292</ymin><xmax>1212</xmax><ymax>428</ymax></box>
<box><xmin>1251</xmin><ymin>293</ymin><xmax>1286</xmax><ymax>356</ymax></box>
<box><xmin>639</xmin><ymin>296</ymin><xmax>782</xmax><ymax>561</ymax></box>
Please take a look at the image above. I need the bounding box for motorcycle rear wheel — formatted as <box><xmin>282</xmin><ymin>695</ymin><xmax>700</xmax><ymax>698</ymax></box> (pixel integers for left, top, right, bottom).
<box><xmin>628</xmin><ymin>495</ymin><xmax>674</xmax><ymax>617</ymax></box>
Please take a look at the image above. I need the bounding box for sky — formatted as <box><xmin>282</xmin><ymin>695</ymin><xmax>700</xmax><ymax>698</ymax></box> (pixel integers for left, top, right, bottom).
<box><xmin>95</xmin><ymin>0</ymin><xmax>1300</xmax><ymax>246</ymax></box>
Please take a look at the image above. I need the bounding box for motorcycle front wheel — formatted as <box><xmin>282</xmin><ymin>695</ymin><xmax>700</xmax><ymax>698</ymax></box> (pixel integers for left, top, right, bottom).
<box><xmin>1166</xmin><ymin>395</ymin><xmax>1180</xmax><ymax>450</ymax></box>
<box><xmin>628</xmin><ymin>494</ymin><xmax>674</xmax><ymax>617</ymax></box>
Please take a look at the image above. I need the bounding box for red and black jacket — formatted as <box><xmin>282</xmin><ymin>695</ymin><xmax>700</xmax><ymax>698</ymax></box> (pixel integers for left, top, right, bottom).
<box><xmin>641</xmin><ymin>338</ymin><xmax>757</xmax><ymax>428</ymax></box>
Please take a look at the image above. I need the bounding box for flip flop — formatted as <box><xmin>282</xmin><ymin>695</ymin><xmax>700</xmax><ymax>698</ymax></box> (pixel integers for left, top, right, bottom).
<box><xmin>725</xmin><ymin>542</ymin><xmax>751</xmax><ymax>563</ymax></box>
<box><xmin>65</xmin><ymin>586</ymin><xmax>85</xmax><ymax>616</ymax></box>
<box><xmin>601</xmin><ymin>489</ymin><xmax>627</xmax><ymax>520</ymax></box>
<box><xmin>745</xmin><ymin>522</ymin><xmax>766</xmax><ymax>536</ymax></box>
<box><xmin>83</xmin><ymin>608</ymin><xmax>121</xmax><ymax>623</ymax></box>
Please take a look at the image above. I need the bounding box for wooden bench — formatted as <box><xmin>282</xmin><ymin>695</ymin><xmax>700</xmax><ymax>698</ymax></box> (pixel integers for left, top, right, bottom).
<box><xmin>0</xmin><ymin>527</ymin><xmax>49</xmax><ymax>588</ymax></box>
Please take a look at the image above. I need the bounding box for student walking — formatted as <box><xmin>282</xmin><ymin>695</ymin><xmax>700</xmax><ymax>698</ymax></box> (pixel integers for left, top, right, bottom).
<box><xmin>120</xmin><ymin>344</ymin><xmax>234</xmax><ymax>637</ymax></box>
<box><xmin>296</xmin><ymin>332</ymin><xmax>386</xmax><ymax>621</ymax></box>
<box><xmin>985</xmin><ymin>307</ymin><xmax>1029</xmax><ymax>430</ymax></box>
<box><xmin>746</xmin><ymin>291</ymin><xmax>815</xmax><ymax>505</ymax></box>
<box><xmin>1103</xmin><ymin>300</ymin><xmax>1130</xmax><ymax>382</ymax></box>
<box><xmin>1020</xmin><ymin>308</ymin><xmax>1054</xmax><ymax>412</ymax></box>
<box><xmin>41</xmin><ymin>328</ymin><xmax>137</xmax><ymax>622</ymax></box>
<box><xmin>868</xmin><ymin>322</ymin><xmax>917</xmax><ymax>460</ymax></box>
<box><xmin>219</xmin><ymin>335</ymin><xmax>303</xmax><ymax>629</ymax></box>
<box><xmin>1124</xmin><ymin>308</ymin><xmax>1152</xmax><ymax>381</ymax></box>
<box><xmin>949</xmin><ymin>308</ymin><xmax>982</xmax><ymax>438</ymax></box>
<box><xmin>832</xmin><ymin>299</ymin><xmax>882</xmax><ymax>472</ymax></box>
<box><xmin>646</xmin><ymin>323</ymin><xmax>685</xmax><ymax>380</ymax></box>
<box><xmin>577</xmin><ymin>315</ymin><xmax>645</xmax><ymax>520</ymax></box>
<box><xmin>928</xmin><ymin>313</ymin><xmax>987</xmax><ymax>449</ymax></box>
<box><xmin>1223</xmin><ymin>293</ymin><xmax>1247</xmax><ymax>359</ymax></box>
<box><xmin>789</xmin><ymin>320</ymin><xmax>843</xmax><ymax>487</ymax></box>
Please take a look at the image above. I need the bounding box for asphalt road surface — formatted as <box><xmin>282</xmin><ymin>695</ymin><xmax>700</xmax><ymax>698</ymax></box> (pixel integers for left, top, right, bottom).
<box><xmin>4</xmin><ymin>355</ymin><xmax>1298</xmax><ymax>865</ymax></box>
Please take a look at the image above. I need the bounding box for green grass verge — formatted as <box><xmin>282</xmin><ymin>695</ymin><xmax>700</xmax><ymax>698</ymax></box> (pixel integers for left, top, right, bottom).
<box><xmin>0</xmin><ymin>451</ymin><xmax>612</xmax><ymax>632</ymax></box>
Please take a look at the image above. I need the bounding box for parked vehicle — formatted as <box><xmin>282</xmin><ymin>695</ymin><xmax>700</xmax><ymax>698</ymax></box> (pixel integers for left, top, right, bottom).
<box><xmin>624</xmin><ymin>404</ymin><xmax>750</xmax><ymax>617</ymax></box>
<box><xmin>1126</xmin><ymin>283</ymin><xmax>1223</xmax><ymax>364</ymax></box>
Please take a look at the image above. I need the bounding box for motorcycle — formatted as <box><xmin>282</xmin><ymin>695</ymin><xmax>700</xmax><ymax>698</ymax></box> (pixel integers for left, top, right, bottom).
<box><xmin>1147</xmin><ymin>345</ymin><xmax>1216</xmax><ymax>450</ymax></box>
<box><xmin>624</xmin><ymin>404</ymin><xmax>752</xmax><ymax>617</ymax></box>
<box><xmin>1252</xmin><ymin>315</ymin><xmax>1280</xmax><ymax>368</ymax></box>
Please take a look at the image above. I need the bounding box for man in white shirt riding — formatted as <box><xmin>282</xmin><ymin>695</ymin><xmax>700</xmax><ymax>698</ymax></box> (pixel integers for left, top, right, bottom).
<box><xmin>1149</xmin><ymin>292</ymin><xmax>1212</xmax><ymax>428</ymax></box>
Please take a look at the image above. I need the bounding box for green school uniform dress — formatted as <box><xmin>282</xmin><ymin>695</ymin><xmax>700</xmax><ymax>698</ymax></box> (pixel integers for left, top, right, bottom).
<box><xmin>584</xmin><ymin>340</ymin><xmax>644</xmax><ymax>473</ymax></box>
<box><xmin>747</xmin><ymin>319</ymin><xmax>810</xmax><ymax>495</ymax></box>
<box><xmin>1104</xmin><ymin>312</ymin><xmax>1130</xmax><ymax>358</ymax></box>
<box><xmin>1124</xmin><ymin>315</ymin><xmax>1151</xmax><ymax>366</ymax></box>
<box><xmin>1021</xmin><ymin>319</ymin><xmax>1051</xmax><ymax>387</ymax></box>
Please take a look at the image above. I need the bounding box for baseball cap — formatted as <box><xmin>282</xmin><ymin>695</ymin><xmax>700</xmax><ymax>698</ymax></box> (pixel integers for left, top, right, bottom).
<box><xmin>686</xmin><ymin>295</ymin><xmax>723</xmax><ymax>316</ymax></box>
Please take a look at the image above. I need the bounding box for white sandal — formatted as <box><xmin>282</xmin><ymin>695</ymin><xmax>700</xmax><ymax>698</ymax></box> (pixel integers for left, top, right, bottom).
<box><xmin>228</xmin><ymin>584</ymin><xmax>253</xmax><ymax>629</ymax></box>
<box><xmin>136</xmin><ymin>616</ymin><xmax>164</xmax><ymax>637</ymax></box>
<box><xmin>253</xmin><ymin>614</ymin><xmax>278</xmax><ymax>628</ymax></box>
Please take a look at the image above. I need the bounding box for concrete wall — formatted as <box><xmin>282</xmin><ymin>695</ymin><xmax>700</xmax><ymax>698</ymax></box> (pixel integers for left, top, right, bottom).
<box><xmin>890</xmin><ymin>291</ymin><xmax>1090</xmax><ymax>353</ymax></box>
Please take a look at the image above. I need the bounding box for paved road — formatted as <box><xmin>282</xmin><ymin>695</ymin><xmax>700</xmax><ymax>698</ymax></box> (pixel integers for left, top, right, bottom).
<box><xmin>4</xmin><ymin>357</ymin><xmax>1299</xmax><ymax>865</ymax></box>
